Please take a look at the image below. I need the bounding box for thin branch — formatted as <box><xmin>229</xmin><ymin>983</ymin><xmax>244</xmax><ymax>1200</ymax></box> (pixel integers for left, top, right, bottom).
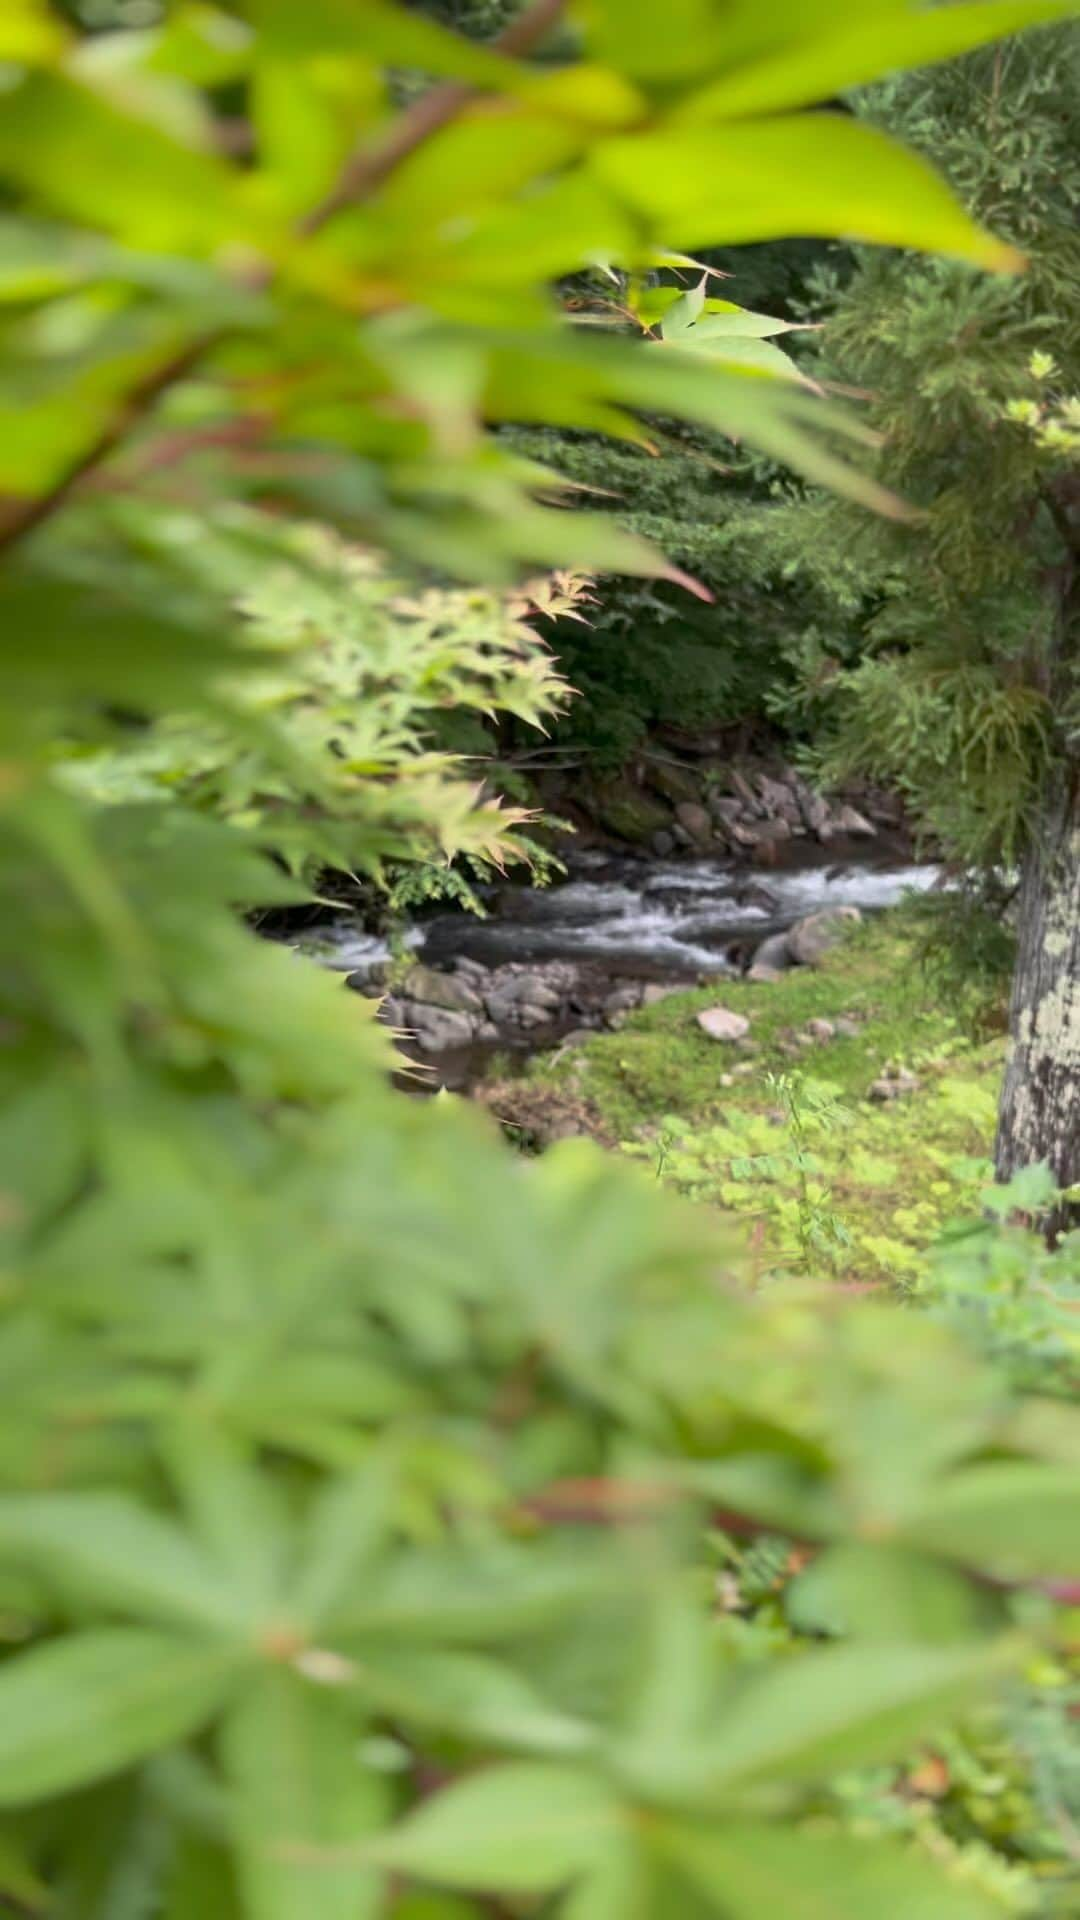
<box><xmin>301</xmin><ymin>0</ymin><xmax>566</xmax><ymax>231</ymax></box>
<box><xmin>0</xmin><ymin>0</ymin><xmax>566</xmax><ymax>557</ymax></box>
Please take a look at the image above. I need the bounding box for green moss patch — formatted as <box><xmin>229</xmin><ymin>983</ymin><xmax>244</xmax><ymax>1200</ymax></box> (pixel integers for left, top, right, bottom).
<box><xmin>525</xmin><ymin>914</ymin><xmax>1005</xmax><ymax>1286</ymax></box>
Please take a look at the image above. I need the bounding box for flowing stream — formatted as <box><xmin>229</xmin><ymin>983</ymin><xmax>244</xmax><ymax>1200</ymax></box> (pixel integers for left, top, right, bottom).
<box><xmin>309</xmin><ymin>847</ymin><xmax>942</xmax><ymax>984</ymax></box>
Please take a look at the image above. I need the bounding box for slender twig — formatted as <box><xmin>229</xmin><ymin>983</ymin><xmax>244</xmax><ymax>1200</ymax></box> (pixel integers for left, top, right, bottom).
<box><xmin>0</xmin><ymin>0</ymin><xmax>566</xmax><ymax>556</ymax></box>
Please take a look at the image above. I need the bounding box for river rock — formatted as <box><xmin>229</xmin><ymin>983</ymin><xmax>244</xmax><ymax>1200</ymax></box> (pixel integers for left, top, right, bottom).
<box><xmin>742</xmin><ymin>817</ymin><xmax>791</xmax><ymax>849</ymax></box>
<box><xmin>787</xmin><ymin>906</ymin><xmax>862</xmax><ymax>967</ymax></box>
<box><xmin>731</xmin><ymin>770</ymin><xmax>766</xmax><ymax>818</ymax></box>
<box><xmin>486</xmin><ymin>974</ymin><xmax>562</xmax><ymax>1025</ymax></box>
<box><xmin>345</xmin><ymin>971</ymin><xmax>386</xmax><ymax>998</ymax></box>
<box><xmin>756</xmin><ymin>773</ymin><xmax>802</xmax><ymax>825</ymax></box>
<box><xmin>696</xmin><ymin>1006</ymin><xmax>751</xmax><ymax>1042</ymax></box>
<box><xmin>675</xmin><ymin>801</ymin><xmax>713</xmax><ymax>845</ymax></box>
<box><xmin>396</xmin><ymin>1002</ymin><xmax>476</xmax><ymax>1050</ymax></box>
<box><xmin>651</xmin><ymin>829</ymin><xmax>676</xmax><ymax>857</ymax></box>
<box><xmin>834</xmin><ymin>803</ymin><xmax>876</xmax><ymax>838</ymax></box>
<box><xmin>791</xmin><ymin>777</ymin><xmax>835</xmax><ymax>841</ymax></box>
<box><xmin>708</xmin><ymin>794</ymin><xmax>745</xmax><ymax>828</ymax></box>
<box><xmin>401</xmin><ymin>963</ymin><xmax>484</xmax><ymax>1014</ymax></box>
<box><xmin>750</xmin><ymin>931</ymin><xmax>794</xmax><ymax>974</ymax></box>
<box><xmin>747</xmin><ymin>963</ymin><xmax>783</xmax><ymax>984</ymax></box>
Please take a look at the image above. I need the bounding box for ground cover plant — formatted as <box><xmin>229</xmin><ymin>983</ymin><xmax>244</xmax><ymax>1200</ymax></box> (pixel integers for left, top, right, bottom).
<box><xmin>3</xmin><ymin>2</ymin><xmax>1080</xmax><ymax>1917</ymax></box>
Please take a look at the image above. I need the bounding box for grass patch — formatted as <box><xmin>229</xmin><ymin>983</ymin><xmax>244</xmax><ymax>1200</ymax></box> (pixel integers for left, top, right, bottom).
<box><xmin>528</xmin><ymin>912</ymin><xmax>1005</xmax><ymax>1287</ymax></box>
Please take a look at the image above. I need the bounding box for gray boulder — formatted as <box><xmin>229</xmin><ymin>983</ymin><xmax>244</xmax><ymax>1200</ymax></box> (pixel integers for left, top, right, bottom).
<box><xmin>401</xmin><ymin>963</ymin><xmax>484</xmax><ymax>1014</ymax></box>
<box><xmin>787</xmin><ymin>906</ymin><xmax>862</xmax><ymax>968</ymax></box>
<box><xmin>395</xmin><ymin>1001</ymin><xmax>476</xmax><ymax>1050</ymax></box>
<box><xmin>750</xmin><ymin>931</ymin><xmax>793</xmax><ymax>974</ymax></box>
<box><xmin>675</xmin><ymin>801</ymin><xmax>713</xmax><ymax>845</ymax></box>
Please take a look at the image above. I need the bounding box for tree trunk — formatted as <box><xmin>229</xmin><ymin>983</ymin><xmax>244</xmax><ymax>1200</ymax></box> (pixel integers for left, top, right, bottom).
<box><xmin>994</xmin><ymin>554</ymin><xmax>1080</xmax><ymax>1234</ymax></box>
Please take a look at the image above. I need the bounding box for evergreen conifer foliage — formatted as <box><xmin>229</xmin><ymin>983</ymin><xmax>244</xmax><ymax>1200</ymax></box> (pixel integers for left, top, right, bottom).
<box><xmin>759</xmin><ymin>26</ymin><xmax>1080</xmax><ymax>1219</ymax></box>
<box><xmin>4</xmin><ymin>3</ymin><xmax>1080</xmax><ymax>1912</ymax></box>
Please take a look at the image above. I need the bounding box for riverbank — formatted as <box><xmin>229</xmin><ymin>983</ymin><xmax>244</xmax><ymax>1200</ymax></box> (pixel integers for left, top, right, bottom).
<box><xmin>478</xmin><ymin>911</ymin><xmax>1006</xmax><ymax>1289</ymax></box>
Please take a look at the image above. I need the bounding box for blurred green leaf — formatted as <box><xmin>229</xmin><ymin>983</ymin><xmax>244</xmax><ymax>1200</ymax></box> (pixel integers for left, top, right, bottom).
<box><xmin>222</xmin><ymin>1668</ymin><xmax>388</xmax><ymax>1920</ymax></box>
<box><xmin>0</xmin><ymin>1630</ymin><xmax>240</xmax><ymax>1806</ymax></box>
<box><xmin>660</xmin><ymin>1818</ymin><xmax>998</xmax><ymax>1920</ymax></box>
<box><xmin>371</xmin><ymin>1763</ymin><xmax>622</xmax><ymax>1892</ymax></box>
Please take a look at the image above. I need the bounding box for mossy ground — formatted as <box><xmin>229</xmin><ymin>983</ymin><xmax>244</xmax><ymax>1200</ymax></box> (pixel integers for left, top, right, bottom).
<box><xmin>524</xmin><ymin>912</ymin><xmax>1006</xmax><ymax>1287</ymax></box>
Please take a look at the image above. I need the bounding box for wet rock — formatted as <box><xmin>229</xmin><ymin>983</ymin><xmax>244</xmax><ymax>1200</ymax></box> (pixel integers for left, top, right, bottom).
<box><xmin>675</xmin><ymin>801</ymin><xmax>713</xmax><ymax>845</ymax></box>
<box><xmin>402</xmin><ymin>963</ymin><xmax>484</xmax><ymax>1014</ymax></box>
<box><xmin>731</xmin><ymin>770</ymin><xmax>766</xmax><ymax>818</ymax></box>
<box><xmin>452</xmin><ymin>955</ymin><xmax>491</xmax><ymax>980</ymax></box>
<box><xmin>723</xmin><ymin>819</ymin><xmax>761</xmax><ymax>849</ymax></box>
<box><xmin>516</xmin><ymin>1003</ymin><xmax>554</xmax><ymax>1030</ymax></box>
<box><xmin>396</xmin><ymin>1002</ymin><xmax>476</xmax><ymax>1050</ymax></box>
<box><xmin>604</xmin><ymin>983</ymin><xmax>643</xmax><ymax>1020</ymax></box>
<box><xmin>485</xmin><ymin>974</ymin><xmax>562</xmax><ymax>1025</ymax></box>
<box><xmin>696</xmin><ymin>1006</ymin><xmax>751</xmax><ymax>1043</ymax></box>
<box><xmin>345</xmin><ymin>971</ymin><xmax>386</xmax><ymax>998</ymax></box>
<box><xmin>834</xmin><ymin>803</ymin><xmax>876</xmax><ymax>838</ymax></box>
<box><xmin>742</xmin><ymin>816</ymin><xmax>792</xmax><ymax>848</ymax></box>
<box><xmin>791</xmin><ymin>777</ymin><xmax>835</xmax><ymax>842</ymax></box>
<box><xmin>756</xmin><ymin>773</ymin><xmax>802</xmax><ymax>825</ymax></box>
<box><xmin>787</xmin><ymin>906</ymin><xmax>862</xmax><ymax>967</ymax></box>
<box><xmin>650</xmin><ymin>829</ymin><xmax>676</xmax><ymax>857</ymax></box>
<box><xmin>750</xmin><ymin>931</ymin><xmax>793</xmax><ymax>974</ymax></box>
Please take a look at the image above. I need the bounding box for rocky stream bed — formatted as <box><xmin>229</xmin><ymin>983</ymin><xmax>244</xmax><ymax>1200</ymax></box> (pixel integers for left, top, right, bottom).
<box><xmin>298</xmin><ymin>847</ymin><xmax>941</xmax><ymax>1091</ymax></box>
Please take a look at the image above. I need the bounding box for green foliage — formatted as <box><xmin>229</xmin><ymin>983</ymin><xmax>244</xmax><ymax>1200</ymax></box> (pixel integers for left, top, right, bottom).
<box><xmin>536</xmin><ymin>913</ymin><xmax>1006</xmax><ymax>1283</ymax></box>
<box><xmin>762</xmin><ymin>24</ymin><xmax>1080</xmax><ymax>867</ymax></box>
<box><xmin>4</xmin><ymin>4</ymin><xmax>1080</xmax><ymax>1916</ymax></box>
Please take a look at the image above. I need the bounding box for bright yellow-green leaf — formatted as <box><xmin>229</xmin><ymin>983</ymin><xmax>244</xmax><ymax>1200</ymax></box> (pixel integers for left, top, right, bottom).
<box><xmin>0</xmin><ymin>71</ymin><xmax>241</xmax><ymax>251</ymax></box>
<box><xmin>591</xmin><ymin>113</ymin><xmax>1024</xmax><ymax>267</ymax></box>
<box><xmin>0</xmin><ymin>0</ymin><xmax>67</xmax><ymax>64</ymax></box>
<box><xmin>673</xmin><ymin>0</ymin><xmax>1080</xmax><ymax>123</ymax></box>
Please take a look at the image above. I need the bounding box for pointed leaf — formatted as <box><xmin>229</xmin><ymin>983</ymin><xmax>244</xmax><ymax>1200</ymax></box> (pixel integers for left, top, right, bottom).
<box><xmin>679</xmin><ymin>1641</ymin><xmax>1015</xmax><ymax>1799</ymax></box>
<box><xmin>0</xmin><ymin>1493</ymin><xmax>248</xmax><ymax>1634</ymax></box>
<box><xmin>222</xmin><ymin>1668</ymin><xmax>388</xmax><ymax>1920</ymax></box>
<box><xmin>675</xmin><ymin>0</ymin><xmax>1080</xmax><ymax>123</ymax></box>
<box><xmin>592</xmin><ymin>113</ymin><xmax>1023</xmax><ymax>267</ymax></box>
<box><xmin>0</xmin><ymin>1629</ymin><xmax>239</xmax><ymax>1806</ymax></box>
<box><xmin>371</xmin><ymin>1764</ymin><xmax>622</xmax><ymax>1893</ymax></box>
<box><xmin>902</xmin><ymin>1464</ymin><xmax>1080</xmax><ymax>1579</ymax></box>
<box><xmin>661</xmin><ymin>1819</ymin><xmax>997</xmax><ymax>1920</ymax></box>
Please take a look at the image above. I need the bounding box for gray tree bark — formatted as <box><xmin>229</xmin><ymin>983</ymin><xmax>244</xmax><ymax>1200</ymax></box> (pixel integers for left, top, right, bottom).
<box><xmin>994</xmin><ymin>548</ymin><xmax>1080</xmax><ymax>1234</ymax></box>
